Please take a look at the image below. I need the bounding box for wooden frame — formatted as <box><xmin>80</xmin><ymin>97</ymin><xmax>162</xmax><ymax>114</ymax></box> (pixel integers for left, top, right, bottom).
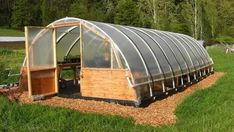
<box><xmin>50</xmin><ymin>21</ymin><xmax>80</xmax><ymax>28</ymax></box>
<box><xmin>25</xmin><ymin>27</ymin><xmax>32</xmax><ymax>98</ymax></box>
<box><xmin>53</xmin><ymin>28</ymin><xmax>59</xmax><ymax>93</ymax></box>
<box><xmin>25</xmin><ymin>26</ymin><xmax>58</xmax><ymax>98</ymax></box>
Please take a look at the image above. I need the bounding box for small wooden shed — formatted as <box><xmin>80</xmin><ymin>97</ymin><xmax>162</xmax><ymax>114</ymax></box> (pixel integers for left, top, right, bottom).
<box><xmin>21</xmin><ymin>17</ymin><xmax>214</xmax><ymax>106</ymax></box>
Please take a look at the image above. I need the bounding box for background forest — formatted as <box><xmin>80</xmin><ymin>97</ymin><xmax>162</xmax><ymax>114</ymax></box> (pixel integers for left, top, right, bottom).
<box><xmin>0</xmin><ymin>0</ymin><xmax>234</xmax><ymax>43</ymax></box>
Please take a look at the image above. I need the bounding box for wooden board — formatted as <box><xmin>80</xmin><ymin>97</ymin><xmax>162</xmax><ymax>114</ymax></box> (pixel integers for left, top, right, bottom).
<box><xmin>19</xmin><ymin>66</ymin><xmax>28</xmax><ymax>91</ymax></box>
<box><xmin>31</xmin><ymin>69</ymin><xmax>56</xmax><ymax>95</ymax></box>
<box><xmin>80</xmin><ymin>68</ymin><xmax>137</xmax><ymax>101</ymax></box>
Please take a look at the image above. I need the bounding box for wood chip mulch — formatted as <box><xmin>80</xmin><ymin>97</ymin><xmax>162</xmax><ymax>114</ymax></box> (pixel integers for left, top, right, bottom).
<box><xmin>0</xmin><ymin>72</ymin><xmax>224</xmax><ymax>127</ymax></box>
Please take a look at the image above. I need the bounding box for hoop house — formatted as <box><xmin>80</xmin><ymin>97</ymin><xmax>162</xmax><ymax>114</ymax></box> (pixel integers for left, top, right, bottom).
<box><xmin>21</xmin><ymin>17</ymin><xmax>214</xmax><ymax>106</ymax></box>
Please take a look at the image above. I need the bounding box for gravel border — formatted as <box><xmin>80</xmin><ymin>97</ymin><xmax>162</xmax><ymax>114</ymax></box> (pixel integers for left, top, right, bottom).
<box><xmin>1</xmin><ymin>72</ymin><xmax>224</xmax><ymax>127</ymax></box>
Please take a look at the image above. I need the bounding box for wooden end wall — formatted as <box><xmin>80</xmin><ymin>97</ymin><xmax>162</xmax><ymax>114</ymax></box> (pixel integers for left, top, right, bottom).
<box><xmin>80</xmin><ymin>68</ymin><xmax>137</xmax><ymax>101</ymax></box>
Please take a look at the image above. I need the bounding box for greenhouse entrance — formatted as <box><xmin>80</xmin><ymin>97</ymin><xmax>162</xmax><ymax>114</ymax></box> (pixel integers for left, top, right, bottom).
<box><xmin>25</xmin><ymin>24</ymin><xmax>82</xmax><ymax>99</ymax></box>
<box><xmin>57</xmin><ymin>51</ymin><xmax>81</xmax><ymax>98</ymax></box>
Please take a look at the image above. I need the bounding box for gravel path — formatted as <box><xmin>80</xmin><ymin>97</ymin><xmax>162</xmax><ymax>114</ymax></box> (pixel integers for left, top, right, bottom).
<box><xmin>1</xmin><ymin>72</ymin><xmax>224</xmax><ymax>127</ymax></box>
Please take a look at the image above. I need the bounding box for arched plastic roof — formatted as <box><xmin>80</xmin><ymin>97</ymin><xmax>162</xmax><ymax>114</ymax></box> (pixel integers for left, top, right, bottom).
<box><xmin>25</xmin><ymin>17</ymin><xmax>213</xmax><ymax>86</ymax></box>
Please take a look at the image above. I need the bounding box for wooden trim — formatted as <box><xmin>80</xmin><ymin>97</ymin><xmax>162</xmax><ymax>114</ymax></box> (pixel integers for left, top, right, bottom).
<box><xmin>50</xmin><ymin>21</ymin><xmax>80</xmax><ymax>28</ymax></box>
<box><xmin>81</xmin><ymin>67</ymin><xmax>127</xmax><ymax>71</ymax></box>
<box><xmin>41</xmin><ymin>92</ymin><xmax>57</xmax><ymax>97</ymax></box>
<box><xmin>30</xmin><ymin>67</ymin><xmax>55</xmax><ymax>72</ymax></box>
<box><xmin>58</xmin><ymin>63</ymin><xmax>80</xmax><ymax>67</ymax></box>
<box><xmin>32</xmin><ymin>92</ymin><xmax>57</xmax><ymax>100</ymax></box>
<box><xmin>82</xmin><ymin>24</ymin><xmax>108</xmax><ymax>41</ymax></box>
<box><xmin>80</xmin><ymin>24</ymin><xmax>83</xmax><ymax>68</ymax></box>
<box><xmin>53</xmin><ymin>28</ymin><xmax>59</xmax><ymax>93</ymax></box>
<box><xmin>26</xmin><ymin>26</ymin><xmax>53</xmax><ymax>29</ymax></box>
<box><xmin>111</xmin><ymin>48</ymin><xmax>113</xmax><ymax>69</ymax></box>
<box><xmin>25</xmin><ymin>27</ymin><xmax>32</xmax><ymax>98</ymax></box>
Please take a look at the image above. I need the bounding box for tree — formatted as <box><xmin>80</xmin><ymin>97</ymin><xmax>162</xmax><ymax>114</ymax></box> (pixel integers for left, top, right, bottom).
<box><xmin>138</xmin><ymin>0</ymin><xmax>180</xmax><ymax>31</ymax></box>
<box><xmin>216</xmin><ymin>0</ymin><xmax>234</xmax><ymax>37</ymax></box>
<box><xmin>102</xmin><ymin>0</ymin><xmax>117</xmax><ymax>23</ymax></box>
<box><xmin>203</xmin><ymin>0</ymin><xmax>218</xmax><ymax>38</ymax></box>
<box><xmin>41</xmin><ymin>0</ymin><xmax>73</xmax><ymax>25</ymax></box>
<box><xmin>0</xmin><ymin>0</ymin><xmax>16</xmax><ymax>27</ymax></box>
<box><xmin>11</xmin><ymin>0</ymin><xmax>41</xmax><ymax>29</ymax></box>
<box><xmin>114</xmin><ymin>0</ymin><xmax>142</xmax><ymax>27</ymax></box>
<box><xmin>69</xmin><ymin>0</ymin><xmax>112</xmax><ymax>22</ymax></box>
<box><xmin>138</xmin><ymin>0</ymin><xmax>159</xmax><ymax>28</ymax></box>
<box><xmin>68</xmin><ymin>0</ymin><xmax>89</xmax><ymax>20</ymax></box>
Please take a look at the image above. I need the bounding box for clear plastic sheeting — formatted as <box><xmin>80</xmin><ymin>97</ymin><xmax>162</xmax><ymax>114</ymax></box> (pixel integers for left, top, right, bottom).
<box><xmin>24</xmin><ymin>17</ymin><xmax>213</xmax><ymax>87</ymax></box>
<box><xmin>91</xmin><ymin>22</ymin><xmax>150</xmax><ymax>84</ymax></box>
<box><xmin>56</xmin><ymin>27</ymin><xmax>80</xmax><ymax>61</ymax></box>
<box><xmin>68</xmin><ymin>40</ymin><xmax>80</xmax><ymax>57</ymax></box>
<box><xmin>82</xmin><ymin>26</ymin><xmax>111</xmax><ymax>68</ymax></box>
<box><xmin>28</xmin><ymin>28</ymin><xmax>54</xmax><ymax>68</ymax></box>
<box><xmin>114</xmin><ymin>25</ymin><xmax>163</xmax><ymax>81</ymax></box>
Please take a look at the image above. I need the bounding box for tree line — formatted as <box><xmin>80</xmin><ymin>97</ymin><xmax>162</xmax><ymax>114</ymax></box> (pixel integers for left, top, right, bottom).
<box><xmin>0</xmin><ymin>0</ymin><xmax>234</xmax><ymax>42</ymax></box>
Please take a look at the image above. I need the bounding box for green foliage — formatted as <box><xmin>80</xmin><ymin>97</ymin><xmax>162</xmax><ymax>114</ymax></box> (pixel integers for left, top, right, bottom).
<box><xmin>41</xmin><ymin>0</ymin><xmax>73</xmax><ymax>25</ymax></box>
<box><xmin>0</xmin><ymin>48</ymin><xmax>24</xmax><ymax>84</ymax></box>
<box><xmin>11</xmin><ymin>0</ymin><xmax>41</xmax><ymax>29</ymax></box>
<box><xmin>114</xmin><ymin>0</ymin><xmax>142</xmax><ymax>27</ymax></box>
<box><xmin>213</xmin><ymin>36</ymin><xmax>234</xmax><ymax>44</ymax></box>
<box><xmin>203</xmin><ymin>0</ymin><xmax>218</xmax><ymax>38</ymax></box>
<box><xmin>0</xmin><ymin>0</ymin><xmax>233</xmax><ymax>40</ymax></box>
<box><xmin>216</xmin><ymin>0</ymin><xmax>234</xmax><ymax>37</ymax></box>
<box><xmin>0</xmin><ymin>0</ymin><xmax>15</xmax><ymax>27</ymax></box>
<box><xmin>68</xmin><ymin>0</ymin><xmax>113</xmax><ymax>22</ymax></box>
<box><xmin>68</xmin><ymin>0</ymin><xmax>89</xmax><ymax>20</ymax></box>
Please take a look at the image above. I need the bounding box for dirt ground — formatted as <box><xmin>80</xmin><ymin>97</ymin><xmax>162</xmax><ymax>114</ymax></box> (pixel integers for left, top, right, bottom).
<box><xmin>0</xmin><ymin>72</ymin><xmax>224</xmax><ymax>127</ymax></box>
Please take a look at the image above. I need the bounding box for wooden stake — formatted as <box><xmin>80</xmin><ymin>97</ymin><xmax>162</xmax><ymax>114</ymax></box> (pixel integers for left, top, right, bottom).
<box><xmin>25</xmin><ymin>27</ymin><xmax>32</xmax><ymax>98</ymax></box>
<box><xmin>80</xmin><ymin>23</ymin><xmax>83</xmax><ymax>68</ymax></box>
<box><xmin>53</xmin><ymin>28</ymin><xmax>59</xmax><ymax>93</ymax></box>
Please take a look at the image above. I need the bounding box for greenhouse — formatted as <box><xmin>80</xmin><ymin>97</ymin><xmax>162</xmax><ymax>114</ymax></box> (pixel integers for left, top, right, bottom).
<box><xmin>21</xmin><ymin>17</ymin><xmax>214</xmax><ymax>106</ymax></box>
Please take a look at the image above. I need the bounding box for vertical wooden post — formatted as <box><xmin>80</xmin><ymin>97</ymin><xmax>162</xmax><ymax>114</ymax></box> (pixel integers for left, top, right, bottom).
<box><xmin>53</xmin><ymin>28</ymin><xmax>58</xmax><ymax>93</ymax></box>
<box><xmin>25</xmin><ymin>27</ymin><xmax>32</xmax><ymax>98</ymax></box>
<box><xmin>111</xmin><ymin>48</ymin><xmax>113</xmax><ymax>69</ymax></box>
<box><xmin>80</xmin><ymin>23</ymin><xmax>83</xmax><ymax>68</ymax></box>
<box><xmin>162</xmin><ymin>81</ymin><xmax>165</xmax><ymax>92</ymax></box>
<box><xmin>79</xmin><ymin>22</ymin><xmax>84</xmax><ymax>89</ymax></box>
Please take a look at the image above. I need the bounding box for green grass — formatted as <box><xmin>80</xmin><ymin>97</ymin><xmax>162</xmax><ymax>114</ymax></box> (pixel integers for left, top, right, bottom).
<box><xmin>0</xmin><ymin>96</ymin><xmax>156</xmax><ymax>131</ymax></box>
<box><xmin>0</xmin><ymin>45</ymin><xmax>234</xmax><ymax>131</ymax></box>
<box><xmin>0</xmin><ymin>27</ymin><xmax>24</xmax><ymax>36</ymax></box>
<box><xmin>0</xmin><ymin>48</ymin><xmax>25</xmax><ymax>84</ymax></box>
<box><xmin>213</xmin><ymin>35</ymin><xmax>234</xmax><ymax>44</ymax></box>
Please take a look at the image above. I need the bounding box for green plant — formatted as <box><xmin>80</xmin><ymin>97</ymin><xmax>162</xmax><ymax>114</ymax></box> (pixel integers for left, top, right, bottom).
<box><xmin>213</xmin><ymin>35</ymin><xmax>234</xmax><ymax>44</ymax></box>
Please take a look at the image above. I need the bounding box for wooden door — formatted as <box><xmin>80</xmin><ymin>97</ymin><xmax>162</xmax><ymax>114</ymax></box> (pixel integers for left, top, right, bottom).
<box><xmin>25</xmin><ymin>27</ymin><xmax>58</xmax><ymax>100</ymax></box>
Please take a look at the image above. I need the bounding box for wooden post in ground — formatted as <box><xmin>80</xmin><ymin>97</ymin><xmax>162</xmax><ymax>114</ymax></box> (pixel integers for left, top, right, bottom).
<box><xmin>25</xmin><ymin>26</ymin><xmax>32</xmax><ymax>98</ymax></box>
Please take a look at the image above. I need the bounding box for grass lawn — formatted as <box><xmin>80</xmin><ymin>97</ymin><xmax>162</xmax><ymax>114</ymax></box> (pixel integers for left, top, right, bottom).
<box><xmin>0</xmin><ymin>27</ymin><xmax>24</xmax><ymax>36</ymax></box>
<box><xmin>0</xmin><ymin>46</ymin><xmax>233</xmax><ymax>131</ymax></box>
<box><xmin>0</xmin><ymin>48</ymin><xmax>25</xmax><ymax>84</ymax></box>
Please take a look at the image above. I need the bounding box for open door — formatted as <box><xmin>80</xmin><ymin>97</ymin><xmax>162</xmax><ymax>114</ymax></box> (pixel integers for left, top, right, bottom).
<box><xmin>25</xmin><ymin>26</ymin><xmax>58</xmax><ymax>100</ymax></box>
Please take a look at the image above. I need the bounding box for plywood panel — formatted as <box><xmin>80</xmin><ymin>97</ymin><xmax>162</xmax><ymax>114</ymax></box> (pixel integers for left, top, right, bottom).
<box><xmin>31</xmin><ymin>69</ymin><xmax>56</xmax><ymax>95</ymax></box>
<box><xmin>80</xmin><ymin>68</ymin><xmax>137</xmax><ymax>101</ymax></box>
